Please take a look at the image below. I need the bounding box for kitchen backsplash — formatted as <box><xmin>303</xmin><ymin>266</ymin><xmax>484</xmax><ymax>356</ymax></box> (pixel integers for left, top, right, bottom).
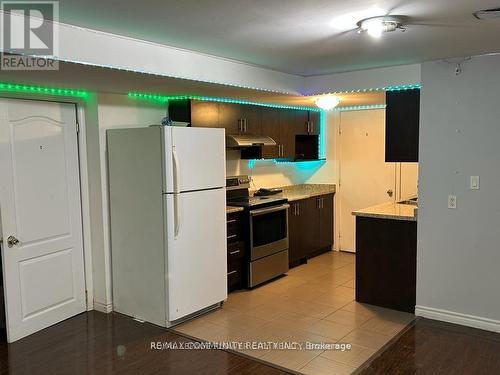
<box><xmin>226</xmin><ymin>150</ymin><xmax>332</xmax><ymax>188</ymax></box>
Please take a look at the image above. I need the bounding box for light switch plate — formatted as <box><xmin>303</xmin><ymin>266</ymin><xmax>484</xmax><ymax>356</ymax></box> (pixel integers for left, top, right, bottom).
<box><xmin>448</xmin><ymin>195</ymin><xmax>457</xmax><ymax>209</ymax></box>
<box><xmin>470</xmin><ymin>176</ymin><xmax>480</xmax><ymax>190</ymax></box>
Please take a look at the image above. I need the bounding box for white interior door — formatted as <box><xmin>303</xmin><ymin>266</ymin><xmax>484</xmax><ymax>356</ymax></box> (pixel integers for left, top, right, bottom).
<box><xmin>164</xmin><ymin>127</ymin><xmax>226</xmax><ymax>193</ymax></box>
<box><xmin>338</xmin><ymin>109</ymin><xmax>396</xmax><ymax>252</ymax></box>
<box><xmin>0</xmin><ymin>99</ymin><xmax>86</xmax><ymax>342</ymax></box>
<box><xmin>165</xmin><ymin>188</ymin><xmax>226</xmax><ymax>322</ymax></box>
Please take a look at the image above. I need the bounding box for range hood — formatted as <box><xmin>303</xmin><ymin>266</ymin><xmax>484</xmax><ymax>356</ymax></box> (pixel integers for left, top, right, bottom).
<box><xmin>226</xmin><ymin>134</ymin><xmax>276</xmax><ymax>148</ymax></box>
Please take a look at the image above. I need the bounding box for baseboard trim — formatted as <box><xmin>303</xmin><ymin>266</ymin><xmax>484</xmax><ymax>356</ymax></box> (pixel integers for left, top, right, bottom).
<box><xmin>415</xmin><ymin>305</ymin><xmax>500</xmax><ymax>333</ymax></box>
<box><xmin>93</xmin><ymin>301</ymin><xmax>113</xmax><ymax>314</ymax></box>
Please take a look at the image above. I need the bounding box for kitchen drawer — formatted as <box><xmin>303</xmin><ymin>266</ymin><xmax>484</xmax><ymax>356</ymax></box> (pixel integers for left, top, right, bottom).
<box><xmin>227</xmin><ymin>260</ymin><xmax>242</xmax><ymax>288</ymax></box>
<box><xmin>227</xmin><ymin>212</ymin><xmax>244</xmax><ymax>241</ymax></box>
<box><xmin>227</xmin><ymin>241</ymin><xmax>245</xmax><ymax>260</ymax></box>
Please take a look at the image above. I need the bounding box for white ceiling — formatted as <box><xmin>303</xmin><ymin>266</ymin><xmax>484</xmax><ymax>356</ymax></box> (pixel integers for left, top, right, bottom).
<box><xmin>40</xmin><ymin>1</ymin><xmax>500</xmax><ymax>76</ymax></box>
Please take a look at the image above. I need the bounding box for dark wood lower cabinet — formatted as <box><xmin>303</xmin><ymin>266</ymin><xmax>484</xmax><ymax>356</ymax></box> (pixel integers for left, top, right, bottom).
<box><xmin>288</xmin><ymin>194</ymin><xmax>334</xmax><ymax>267</ymax></box>
<box><xmin>227</xmin><ymin>212</ymin><xmax>246</xmax><ymax>292</ymax></box>
<box><xmin>317</xmin><ymin>193</ymin><xmax>334</xmax><ymax>251</ymax></box>
<box><xmin>355</xmin><ymin>216</ymin><xmax>417</xmax><ymax>313</ymax></box>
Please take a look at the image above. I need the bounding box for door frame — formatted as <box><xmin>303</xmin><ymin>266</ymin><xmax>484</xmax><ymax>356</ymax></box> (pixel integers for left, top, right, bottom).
<box><xmin>0</xmin><ymin>94</ymin><xmax>94</xmax><ymax>311</ymax></box>
<box><xmin>336</xmin><ymin>109</ymin><xmax>396</xmax><ymax>252</ymax></box>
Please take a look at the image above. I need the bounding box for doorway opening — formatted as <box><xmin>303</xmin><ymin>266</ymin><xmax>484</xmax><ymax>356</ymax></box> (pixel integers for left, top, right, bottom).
<box><xmin>337</xmin><ymin>109</ymin><xmax>418</xmax><ymax>252</ymax></box>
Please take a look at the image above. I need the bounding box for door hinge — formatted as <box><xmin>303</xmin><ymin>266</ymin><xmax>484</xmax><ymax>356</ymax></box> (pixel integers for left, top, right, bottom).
<box><xmin>76</xmin><ymin>122</ymin><xmax>80</xmax><ymax>133</ymax></box>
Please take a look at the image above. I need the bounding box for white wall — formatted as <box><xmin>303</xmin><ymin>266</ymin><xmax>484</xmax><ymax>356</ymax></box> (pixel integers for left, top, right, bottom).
<box><xmin>0</xmin><ymin>11</ymin><xmax>303</xmax><ymax>95</ymax></box>
<box><xmin>304</xmin><ymin>64</ymin><xmax>421</xmax><ymax>95</ymax></box>
<box><xmin>416</xmin><ymin>54</ymin><xmax>500</xmax><ymax>332</ymax></box>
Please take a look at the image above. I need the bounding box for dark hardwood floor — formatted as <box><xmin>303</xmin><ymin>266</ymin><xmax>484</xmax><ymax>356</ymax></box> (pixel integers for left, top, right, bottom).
<box><xmin>359</xmin><ymin>317</ymin><xmax>500</xmax><ymax>374</ymax></box>
<box><xmin>0</xmin><ymin>311</ymin><xmax>289</xmax><ymax>375</ymax></box>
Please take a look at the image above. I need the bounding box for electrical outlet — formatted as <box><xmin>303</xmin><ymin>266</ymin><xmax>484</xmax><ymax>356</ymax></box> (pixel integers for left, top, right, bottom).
<box><xmin>448</xmin><ymin>195</ymin><xmax>457</xmax><ymax>209</ymax></box>
<box><xmin>470</xmin><ymin>176</ymin><xmax>480</xmax><ymax>190</ymax></box>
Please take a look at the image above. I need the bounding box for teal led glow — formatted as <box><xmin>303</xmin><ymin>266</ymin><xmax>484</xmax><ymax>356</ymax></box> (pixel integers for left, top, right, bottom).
<box><xmin>0</xmin><ymin>82</ymin><xmax>89</xmax><ymax>98</ymax></box>
<box><xmin>128</xmin><ymin>92</ymin><xmax>321</xmax><ymax>112</ymax></box>
<box><xmin>384</xmin><ymin>84</ymin><xmax>421</xmax><ymax>92</ymax></box>
<box><xmin>334</xmin><ymin>104</ymin><xmax>387</xmax><ymax>112</ymax></box>
<box><xmin>247</xmin><ymin>158</ymin><xmax>326</xmax><ymax>169</ymax></box>
<box><xmin>319</xmin><ymin>110</ymin><xmax>326</xmax><ymax>159</ymax></box>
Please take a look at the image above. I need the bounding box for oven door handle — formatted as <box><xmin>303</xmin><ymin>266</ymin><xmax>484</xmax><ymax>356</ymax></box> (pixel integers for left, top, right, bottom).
<box><xmin>249</xmin><ymin>204</ymin><xmax>290</xmax><ymax>217</ymax></box>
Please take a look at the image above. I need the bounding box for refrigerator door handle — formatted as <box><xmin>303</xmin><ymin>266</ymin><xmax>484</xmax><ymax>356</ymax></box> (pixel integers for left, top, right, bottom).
<box><xmin>172</xmin><ymin>147</ymin><xmax>181</xmax><ymax>193</ymax></box>
<box><xmin>174</xmin><ymin>194</ymin><xmax>181</xmax><ymax>239</ymax></box>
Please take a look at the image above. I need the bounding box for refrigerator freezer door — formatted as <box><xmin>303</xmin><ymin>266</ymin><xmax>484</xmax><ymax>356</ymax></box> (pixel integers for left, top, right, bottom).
<box><xmin>164</xmin><ymin>188</ymin><xmax>227</xmax><ymax>322</ymax></box>
<box><xmin>163</xmin><ymin>127</ymin><xmax>226</xmax><ymax>193</ymax></box>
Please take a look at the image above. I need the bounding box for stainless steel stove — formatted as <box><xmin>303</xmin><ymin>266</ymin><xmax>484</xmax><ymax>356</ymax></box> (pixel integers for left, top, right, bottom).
<box><xmin>226</xmin><ymin>176</ymin><xmax>289</xmax><ymax>288</ymax></box>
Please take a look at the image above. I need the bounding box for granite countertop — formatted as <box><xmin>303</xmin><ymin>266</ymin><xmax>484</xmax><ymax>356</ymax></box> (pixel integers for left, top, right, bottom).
<box><xmin>352</xmin><ymin>202</ymin><xmax>417</xmax><ymax>222</ymax></box>
<box><xmin>269</xmin><ymin>184</ymin><xmax>336</xmax><ymax>202</ymax></box>
<box><xmin>226</xmin><ymin>206</ymin><xmax>244</xmax><ymax>214</ymax></box>
<box><xmin>227</xmin><ymin>184</ymin><xmax>336</xmax><ymax>213</ymax></box>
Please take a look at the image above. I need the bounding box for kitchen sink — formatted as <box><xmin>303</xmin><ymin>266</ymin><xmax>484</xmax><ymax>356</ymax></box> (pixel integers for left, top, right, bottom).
<box><xmin>398</xmin><ymin>198</ymin><xmax>418</xmax><ymax>206</ymax></box>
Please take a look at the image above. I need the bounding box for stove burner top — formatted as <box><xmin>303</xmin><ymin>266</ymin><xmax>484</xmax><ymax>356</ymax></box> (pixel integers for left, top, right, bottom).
<box><xmin>227</xmin><ymin>195</ymin><xmax>288</xmax><ymax>208</ymax></box>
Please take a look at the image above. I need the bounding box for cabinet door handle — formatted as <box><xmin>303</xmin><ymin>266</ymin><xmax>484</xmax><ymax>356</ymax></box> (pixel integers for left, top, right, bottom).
<box><xmin>311</xmin><ymin>121</ymin><xmax>314</xmax><ymax>133</ymax></box>
<box><xmin>227</xmin><ymin>234</ymin><xmax>237</xmax><ymax>239</ymax></box>
<box><xmin>227</xmin><ymin>219</ymin><xmax>237</xmax><ymax>224</ymax></box>
<box><xmin>227</xmin><ymin>270</ymin><xmax>238</xmax><ymax>276</ymax></box>
<box><xmin>297</xmin><ymin>203</ymin><xmax>300</xmax><ymax>215</ymax></box>
<box><xmin>321</xmin><ymin>197</ymin><xmax>324</xmax><ymax>209</ymax></box>
<box><xmin>244</xmin><ymin>119</ymin><xmax>248</xmax><ymax>133</ymax></box>
<box><xmin>229</xmin><ymin>250</ymin><xmax>241</xmax><ymax>255</ymax></box>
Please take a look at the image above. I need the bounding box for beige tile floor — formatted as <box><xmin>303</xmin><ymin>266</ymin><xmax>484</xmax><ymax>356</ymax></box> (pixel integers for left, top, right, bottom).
<box><xmin>174</xmin><ymin>251</ymin><xmax>414</xmax><ymax>374</ymax></box>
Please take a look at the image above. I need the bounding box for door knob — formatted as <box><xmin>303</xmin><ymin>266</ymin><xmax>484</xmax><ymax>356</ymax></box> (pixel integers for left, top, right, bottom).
<box><xmin>387</xmin><ymin>189</ymin><xmax>394</xmax><ymax>198</ymax></box>
<box><xmin>7</xmin><ymin>235</ymin><xmax>19</xmax><ymax>248</ymax></box>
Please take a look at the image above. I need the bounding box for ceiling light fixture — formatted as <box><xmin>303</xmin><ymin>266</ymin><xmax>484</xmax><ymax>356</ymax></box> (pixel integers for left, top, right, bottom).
<box><xmin>315</xmin><ymin>95</ymin><xmax>341</xmax><ymax>110</ymax></box>
<box><xmin>357</xmin><ymin>16</ymin><xmax>407</xmax><ymax>38</ymax></box>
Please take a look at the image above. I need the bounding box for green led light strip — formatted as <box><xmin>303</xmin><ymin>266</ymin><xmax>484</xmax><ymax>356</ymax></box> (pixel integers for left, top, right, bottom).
<box><xmin>0</xmin><ymin>82</ymin><xmax>89</xmax><ymax>98</ymax></box>
<box><xmin>248</xmin><ymin>159</ymin><xmax>326</xmax><ymax>169</ymax></box>
<box><xmin>128</xmin><ymin>92</ymin><xmax>321</xmax><ymax>112</ymax></box>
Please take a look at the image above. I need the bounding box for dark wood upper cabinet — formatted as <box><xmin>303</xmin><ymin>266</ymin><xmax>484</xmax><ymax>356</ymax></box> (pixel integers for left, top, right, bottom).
<box><xmin>278</xmin><ymin>110</ymin><xmax>298</xmax><ymax>158</ymax></box>
<box><xmin>308</xmin><ymin>111</ymin><xmax>321</xmax><ymax>135</ymax></box>
<box><xmin>191</xmin><ymin>100</ymin><xmax>219</xmax><ymax>128</ymax></box>
<box><xmin>218</xmin><ymin>102</ymin><xmax>241</xmax><ymax>134</ymax></box>
<box><xmin>385</xmin><ymin>89</ymin><xmax>420</xmax><ymax>162</ymax></box>
<box><xmin>261</xmin><ymin>107</ymin><xmax>281</xmax><ymax>159</ymax></box>
<box><xmin>218</xmin><ymin>103</ymin><xmax>262</xmax><ymax>135</ymax></box>
<box><xmin>169</xmin><ymin>99</ymin><xmax>321</xmax><ymax>161</ymax></box>
<box><xmin>239</xmin><ymin>105</ymin><xmax>262</xmax><ymax>135</ymax></box>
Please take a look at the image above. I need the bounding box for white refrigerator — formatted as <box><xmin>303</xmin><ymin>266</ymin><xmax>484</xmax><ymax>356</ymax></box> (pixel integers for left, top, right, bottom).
<box><xmin>108</xmin><ymin>126</ymin><xmax>227</xmax><ymax>327</ymax></box>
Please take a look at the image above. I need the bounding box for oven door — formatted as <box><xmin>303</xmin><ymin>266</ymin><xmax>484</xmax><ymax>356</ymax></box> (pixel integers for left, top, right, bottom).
<box><xmin>249</xmin><ymin>204</ymin><xmax>289</xmax><ymax>261</ymax></box>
